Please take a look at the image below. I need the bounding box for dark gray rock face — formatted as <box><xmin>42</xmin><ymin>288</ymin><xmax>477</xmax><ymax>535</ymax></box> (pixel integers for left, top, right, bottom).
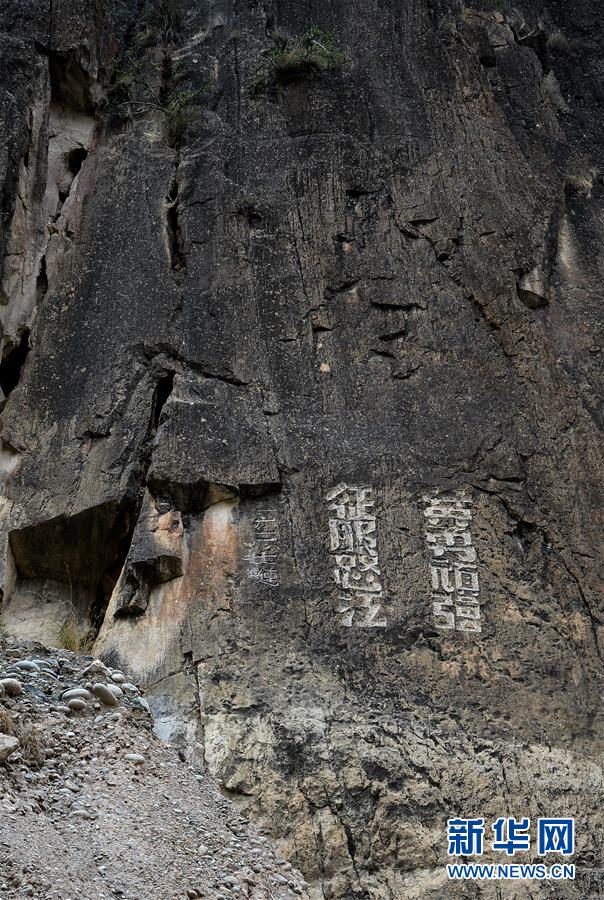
<box><xmin>0</xmin><ymin>1</ymin><xmax>602</xmax><ymax>897</ymax></box>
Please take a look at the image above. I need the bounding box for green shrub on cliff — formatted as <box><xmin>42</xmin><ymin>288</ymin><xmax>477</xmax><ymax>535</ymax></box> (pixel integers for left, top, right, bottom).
<box><xmin>158</xmin><ymin>87</ymin><xmax>204</xmax><ymax>146</ymax></box>
<box><xmin>248</xmin><ymin>27</ymin><xmax>345</xmax><ymax>97</ymax></box>
<box><xmin>110</xmin><ymin>60</ymin><xmax>207</xmax><ymax>147</ymax></box>
<box><xmin>136</xmin><ymin>0</ymin><xmax>182</xmax><ymax>47</ymax></box>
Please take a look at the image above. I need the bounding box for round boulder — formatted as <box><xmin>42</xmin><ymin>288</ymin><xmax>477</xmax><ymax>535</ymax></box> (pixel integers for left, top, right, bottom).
<box><xmin>62</xmin><ymin>688</ymin><xmax>94</xmax><ymax>702</ymax></box>
<box><xmin>92</xmin><ymin>683</ymin><xmax>119</xmax><ymax>707</ymax></box>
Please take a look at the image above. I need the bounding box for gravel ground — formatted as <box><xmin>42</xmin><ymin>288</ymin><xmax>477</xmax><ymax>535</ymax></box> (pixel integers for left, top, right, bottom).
<box><xmin>0</xmin><ymin>641</ymin><xmax>309</xmax><ymax>900</ymax></box>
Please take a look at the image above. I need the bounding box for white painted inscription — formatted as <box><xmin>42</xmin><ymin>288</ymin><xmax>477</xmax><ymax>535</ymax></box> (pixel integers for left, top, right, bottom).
<box><xmin>245</xmin><ymin>508</ymin><xmax>279</xmax><ymax>586</ymax></box>
<box><xmin>326</xmin><ymin>483</ymin><xmax>386</xmax><ymax>627</ymax></box>
<box><xmin>422</xmin><ymin>493</ymin><xmax>481</xmax><ymax>632</ymax></box>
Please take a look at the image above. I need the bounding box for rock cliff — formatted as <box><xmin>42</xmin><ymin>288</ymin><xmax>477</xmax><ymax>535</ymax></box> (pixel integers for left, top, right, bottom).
<box><xmin>0</xmin><ymin>0</ymin><xmax>602</xmax><ymax>897</ymax></box>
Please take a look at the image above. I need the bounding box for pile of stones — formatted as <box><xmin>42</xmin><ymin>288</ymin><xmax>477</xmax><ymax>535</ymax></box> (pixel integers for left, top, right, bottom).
<box><xmin>0</xmin><ymin>642</ymin><xmax>151</xmax><ymax>769</ymax></box>
<box><xmin>0</xmin><ymin>640</ymin><xmax>310</xmax><ymax>899</ymax></box>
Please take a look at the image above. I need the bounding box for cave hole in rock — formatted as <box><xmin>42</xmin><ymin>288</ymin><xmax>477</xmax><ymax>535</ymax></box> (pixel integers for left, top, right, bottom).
<box><xmin>35</xmin><ymin>257</ymin><xmax>48</xmax><ymax>302</ymax></box>
<box><xmin>66</xmin><ymin>146</ymin><xmax>88</xmax><ymax>177</ymax></box>
<box><xmin>48</xmin><ymin>50</ymin><xmax>95</xmax><ymax>114</ymax></box>
<box><xmin>152</xmin><ymin>370</ymin><xmax>175</xmax><ymax>430</ymax></box>
<box><xmin>0</xmin><ymin>330</ymin><xmax>30</xmax><ymax>398</ymax></box>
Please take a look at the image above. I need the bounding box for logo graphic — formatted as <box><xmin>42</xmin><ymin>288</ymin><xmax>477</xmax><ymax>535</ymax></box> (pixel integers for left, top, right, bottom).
<box><xmin>492</xmin><ymin>817</ymin><xmax>531</xmax><ymax>856</ymax></box>
<box><xmin>538</xmin><ymin>819</ymin><xmax>574</xmax><ymax>856</ymax></box>
<box><xmin>446</xmin><ymin>817</ymin><xmax>575</xmax><ymax>881</ymax></box>
<box><xmin>448</xmin><ymin>818</ymin><xmax>484</xmax><ymax>856</ymax></box>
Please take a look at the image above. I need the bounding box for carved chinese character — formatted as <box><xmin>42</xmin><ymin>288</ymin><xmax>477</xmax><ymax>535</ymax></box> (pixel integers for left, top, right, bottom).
<box><xmin>326</xmin><ymin>484</ymin><xmax>386</xmax><ymax>627</ymax></box>
<box><xmin>247</xmin><ymin>507</ymin><xmax>280</xmax><ymax>587</ymax></box>
<box><xmin>433</xmin><ymin>600</ymin><xmax>455</xmax><ymax>630</ymax></box>
<box><xmin>326</xmin><ymin>483</ymin><xmax>376</xmax><ymax>521</ymax></box>
<box><xmin>423</xmin><ymin>493</ymin><xmax>482</xmax><ymax>634</ymax></box>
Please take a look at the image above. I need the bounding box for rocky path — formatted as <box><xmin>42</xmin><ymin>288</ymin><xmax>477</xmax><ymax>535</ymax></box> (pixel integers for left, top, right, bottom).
<box><xmin>0</xmin><ymin>641</ymin><xmax>309</xmax><ymax>900</ymax></box>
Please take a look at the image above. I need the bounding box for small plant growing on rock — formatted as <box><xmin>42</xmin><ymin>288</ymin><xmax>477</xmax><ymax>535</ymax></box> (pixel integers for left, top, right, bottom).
<box><xmin>567</xmin><ymin>164</ymin><xmax>601</xmax><ymax>198</ymax></box>
<box><xmin>17</xmin><ymin>722</ymin><xmax>45</xmax><ymax>769</ymax></box>
<box><xmin>136</xmin><ymin>0</ymin><xmax>182</xmax><ymax>47</ymax></box>
<box><xmin>158</xmin><ymin>87</ymin><xmax>204</xmax><ymax>146</ymax></box>
<box><xmin>109</xmin><ymin>56</ymin><xmax>144</xmax><ymax>106</ymax></box>
<box><xmin>0</xmin><ymin>707</ymin><xmax>14</xmax><ymax>735</ymax></box>
<box><xmin>547</xmin><ymin>29</ymin><xmax>574</xmax><ymax>53</ymax></box>
<box><xmin>58</xmin><ymin>616</ymin><xmax>83</xmax><ymax>652</ymax></box>
<box><xmin>248</xmin><ymin>26</ymin><xmax>345</xmax><ymax>97</ymax></box>
<box><xmin>110</xmin><ymin>52</ymin><xmax>208</xmax><ymax>148</ymax></box>
<box><xmin>130</xmin><ymin>83</ymin><xmax>205</xmax><ymax>146</ymax></box>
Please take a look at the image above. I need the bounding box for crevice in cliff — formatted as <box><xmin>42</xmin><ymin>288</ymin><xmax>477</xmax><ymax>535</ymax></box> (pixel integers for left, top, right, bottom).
<box><xmin>370</xmin><ymin>348</ymin><xmax>396</xmax><ymax>360</ymax></box>
<box><xmin>152</xmin><ymin>370</ymin><xmax>175</xmax><ymax>429</ymax></box>
<box><xmin>165</xmin><ymin>172</ymin><xmax>185</xmax><ymax>271</ymax></box>
<box><xmin>509</xmin><ymin>21</ymin><xmax>550</xmax><ymax>74</ymax></box>
<box><xmin>132</xmin><ymin>341</ymin><xmax>248</xmax><ymax>387</ymax></box>
<box><xmin>553</xmin><ymin>546</ymin><xmax>602</xmax><ymax>661</ymax></box>
<box><xmin>495</xmin><ymin>493</ymin><xmax>602</xmax><ymax>659</ymax></box>
<box><xmin>35</xmin><ymin>257</ymin><xmax>48</xmax><ymax>304</ymax></box>
<box><xmin>516</xmin><ymin>203</ymin><xmax>563</xmax><ymax>311</ymax></box>
<box><xmin>0</xmin><ymin>330</ymin><xmax>30</xmax><ymax>401</ymax></box>
<box><xmin>107</xmin><ymin>369</ymin><xmax>180</xmax><ymax>618</ymax></box>
<box><xmin>131</xmin><ymin>366</ymin><xmax>177</xmax><ymax>503</ymax></box>
<box><xmin>90</xmin><ymin>516</ymin><xmax>138</xmax><ymax>634</ymax></box>
<box><xmin>343</xmin><ymin>821</ymin><xmax>357</xmax><ymax>866</ymax></box>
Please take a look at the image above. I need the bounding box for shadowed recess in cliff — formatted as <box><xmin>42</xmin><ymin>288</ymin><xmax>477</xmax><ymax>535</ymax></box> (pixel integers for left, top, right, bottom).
<box><xmin>47</xmin><ymin>48</ymin><xmax>97</xmax><ymax>114</ymax></box>
<box><xmin>0</xmin><ymin>329</ymin><xmax>30</xmax><ymax>400</ymax></box>
<box><xmin>152</xmin><ymin>369</ymin><xmax>175</xmax><ymax>429</ymax></box>
<box><xmin>0</xmin><ymin>328</ymin><xmax>30</xmax><ymax>397</ymax></box>
<box><xmin>6</xmin><ymin>500</ymin><xmax>137</xmax><ymax>636</ymax></box>
<box><xmin>165</xmin><ymin>176</ymin><xmax>185</xmax><ymax>271</ymax></box>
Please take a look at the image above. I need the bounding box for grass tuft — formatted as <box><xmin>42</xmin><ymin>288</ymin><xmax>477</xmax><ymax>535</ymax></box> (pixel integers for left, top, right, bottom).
<box><xmin>567</xmin><ymin>165</ymin><xmax>600</xmax><ymax>198</ymax></box>
<box><xmin>248</xmin><ymin>27</ymin><xmax>345</xmax><ymax>98</ymax></box>
<box><xmin>0</xmin><ymin>707</ymin><xmax>14</xmax><ymax>735</ymax></box>
<box><xmin>17</xmin><ymin>722</ymin><xmax>45</xmax><ymax>769</ymax></box>
<box><xmin>58</xmin><ymin>617</ymin><xmax>83</xmax><ymax>652</ymax></box>
<box><xmin>135</xmin><ymin>0</ymin><xmax>182</xmax><ymax>48</ymax></box>
<box><xmin>547</xmin><ymin>29</ymin><xmax>574</xmax><ymax>53</ymax></box>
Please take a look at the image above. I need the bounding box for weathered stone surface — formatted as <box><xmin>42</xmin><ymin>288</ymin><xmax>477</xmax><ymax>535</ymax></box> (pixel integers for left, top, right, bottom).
<box><xmin>113</xmin><ymin>490</ymin><xmax>185</xmax><ymax>615</ymax></box>
<box><xmin>0</xmin><ymin>1</ymin><xmax>602</xmax><ymax>898</ymax></box>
